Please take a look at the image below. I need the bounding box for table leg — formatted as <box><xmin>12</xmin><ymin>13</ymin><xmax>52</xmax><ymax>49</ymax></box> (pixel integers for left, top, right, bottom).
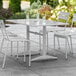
<box><xmin>31</xmin><ymin>26</ymin><xmax>57</xmax><ymax>61</ymax></box>
<box><xmin>26</xmin><ymin>26</ymin><xmax>40</xmax><ymax>55</ymax></box>
<box><xmin>42</xmin><ymin>26</ymin><xmax>47</xmax><ymax>55</ymax></box>
<box><xmin>26</xmin><ymin>26</ymin><xmax>30</xmax><ymax>52</ymax></box>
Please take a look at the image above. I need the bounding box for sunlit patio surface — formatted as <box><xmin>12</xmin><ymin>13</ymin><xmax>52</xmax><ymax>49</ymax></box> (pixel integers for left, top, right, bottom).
<box><xmin>1</xmin><ymin>21</ymin><xmax>76</xmax><ymax>76</ymax></box>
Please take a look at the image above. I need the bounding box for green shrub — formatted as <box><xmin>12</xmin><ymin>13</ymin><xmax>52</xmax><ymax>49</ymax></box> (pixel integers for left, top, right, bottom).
<box><xmin>39</xmin><ymin>0</ymin><xmax>43</xmax><ymax>5</ymax></box>
<box><xmin>0</xmin><ymin>0</ymin><xmax>3</xmax><ymax>9</ymax></box>
<box><xmin>30</xmin><ymin>0</ymin><xmax>42</xmax><ymax>9</ymax></box>
<box><xmin>25</xmin><ymin>0</ymin><xmax>42</xmax><ymax>18</ymax></box>
<box><xmin>0</xmin><ymin>8</ymin><xmax>13</xmax><ymax>20</ymax></box>
<box><xmin>30</xmin><ymin>0</ymin><xmax>35</xmax><ymax>5</ymax></box>
<box><xmin>46</xmin><ymin>0</ymin><xmax>59</xmax><ymax>8</ymax></box>
<box><xmin>25</xmin><ymin>9</ymin><xmax>38</xmax><ymax>18</ymax></box>
<box><xmin>22</xmin><ymin>0</ymin><xmax>30</xmax><ymax>1</ymax></box>
<box><xmin>10</xmin><ymin>12</ymin><xmax>26</xmax><ymax>19</ymax></box>
<box><xmin>30</xmin><ymin>0</ymin><xmax>43</xmax><ymax>5</ymax></box>
<box><xmin>9</xmin><ymin>0</ymin><xmax>21</xmax><ymax>13</ymax></box>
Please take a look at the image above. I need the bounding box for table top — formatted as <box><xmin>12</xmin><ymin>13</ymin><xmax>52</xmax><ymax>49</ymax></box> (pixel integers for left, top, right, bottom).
<box><xmin>6</xmin><ymin>19</ymin><xmax>69</xmax><ymax>27</ymax></box>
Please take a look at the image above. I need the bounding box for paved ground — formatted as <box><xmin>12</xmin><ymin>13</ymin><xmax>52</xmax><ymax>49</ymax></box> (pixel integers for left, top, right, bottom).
<box><xmin>0</xmin><ymin>22</ymin><xmax>76</xmax><ymax>76</ymax></box>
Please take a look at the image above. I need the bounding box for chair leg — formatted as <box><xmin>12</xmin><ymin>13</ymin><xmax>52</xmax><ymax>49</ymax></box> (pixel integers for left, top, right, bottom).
<box><xmin>67</xmin><ymin>39</ymin><xmax>71</xmax><ymax>51</ymax></box>
<box><xmin>0</xmin><ymin>39</ymin><xmax>5</xmax><ymax>68</ymax></box>
<box><xmin>24</xmin><ymin>41</ymin><xmax>26</xmax><ymax>62</ymax></box>
<box><xmin>29</xmin><ymin>51</ymin><xmax>31</xmax><ymax>66</ymax></box>
<box><xmin>0</xmin><ymin>39</ymin><xmax>4</xmax><ymax>52</ymax></box>
<box><xmin>2</xmin><ymin>40</ymin><xmax>9</xmax><ymax>69</ymax></box>
<box><xmin>69</xmin><ymin>36</ymin><xmax>73</xmax><ymax>54</ymax></box>
<box><xmin>2</xmin><ymin>53</ymin><xmax>6</xmax><ymax>69</ymax></box>
<box><xmin>54</xmin><ymin>35</ymin><xmax>56</xmax><ymax>50</ymax></box>
<box><xmin>46</xmin><ymin>33</ymin><xmax>48</xmax><ymax>52</ymax></box>
<box><xmin>10</xmin><ymin>41</ymin><xmax>13</xmax><ymax>56</ymax></box>
<box><xmin>57</xmin><ymin>37</ymin><xmax>60</xmax><ymax>49</ymax></box>
<box><xmin>17</xmin><ymin>41</ymin><xmax>19</xmax><ymax>59</ymax></box>
<box><xmin>28</xmin><ymin>42</ymin><xmax>31</xmax><ymax>66</ymax></box>
<box><xmin>39</xmin><ymin>35</ymin><xmax>41</xmax><ymax>53</ymax></box>
<box><xmin>65</xmin><ymin>38</ymin><xmax>68</xmax><ymax>59</ymax></box>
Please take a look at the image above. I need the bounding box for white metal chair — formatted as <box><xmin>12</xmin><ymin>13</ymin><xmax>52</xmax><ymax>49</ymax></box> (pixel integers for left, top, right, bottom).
<box><xmin>39</xmin><ymin>12</ymin><xmax>70</xmax><ymax>51</ymax></box>
<box><xmin>0</xmin><ymin>20</ymin><xmax>30</xmax><ymax>68</ymax></box>
<box><xmin>54</xmin><ymin>14</ymin><xmax>76</xmax><ymax>59</ymax></box>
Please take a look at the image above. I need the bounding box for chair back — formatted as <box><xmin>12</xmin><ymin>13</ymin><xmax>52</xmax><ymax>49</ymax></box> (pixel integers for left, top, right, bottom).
<box><xmin>0</xmin><ymin>20</ymin><xmax>9</xmax><ymax>39</ymax></box>
<box><xmin>72</xmin><ymin>14</ymin><xmax>76</xmax><ymax>22</ymax></box>
<box><xmin>70</xmin><ymin>14</ymin><xmax>76</xmax><ymax>28</ymax></box>
<box><xmin>58</xmin><ymin>12</ymin><xmax>70</xmax><ymax>21</ymax></box>
<box><xmin>57</xmin><ymin>12</ymin><xmax>70</xmax><ymax>30</ymax></box>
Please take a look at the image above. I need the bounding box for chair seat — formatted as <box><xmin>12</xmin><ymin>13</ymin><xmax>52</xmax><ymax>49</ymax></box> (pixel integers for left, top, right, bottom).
<box><xmin>39</xmin><ymin>27</ymin><xmax>65</xmax><ymax>33</ymax></box>
<box><xmin>54</xmin><ymin>30</ymin><xmax>75</xmax><ymax>38</ymax></box>
<box><xmin>6</xmin><ymin>34</ymin><xmax>29</xmax><ymax>42</ymax></box>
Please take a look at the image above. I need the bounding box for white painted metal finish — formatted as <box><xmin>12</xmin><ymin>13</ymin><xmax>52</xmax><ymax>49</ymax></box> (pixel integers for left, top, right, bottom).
<box><xmin>6</xmin><ymin>19</ymin><xmax>69</xmax><ymax>66</ymax></box>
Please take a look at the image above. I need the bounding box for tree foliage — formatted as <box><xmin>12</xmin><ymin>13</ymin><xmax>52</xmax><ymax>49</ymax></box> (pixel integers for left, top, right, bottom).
<box><xmin>46</xmin><ymin>0</ymin><xmax>59</xmax><ymax>8</ymax></box>
<box><xmin>30</xmin><ymin>0</ymin><xmax>43</xmax><ymax>5</ymax></box>
<box><xmin>39</xmin><ymin>0</ymin><xmax>43</xmax><ymax>5</ymax></box>
<box><xmin>30</xmin><ymin>0</ymin><xmax>42</xmax><ymax>9</ymax></box>
<box><xmin>9</xmin><ymin>0</ymin><xmax>21</xmax><ymax>13</ymax></box>
<box><xmin>30</xmin><ymin>0</ymin><xmax>35</xmax><ymax>5</ymax></box>
<box><xmin>0</xmin><ymin>0</ymin><xmax>3</xmax><ymax>9</ymax></box>
<box><xmin>0</xmin><ymin>8</ymin><xmax>13</xmax><ymax>20</ymax></box>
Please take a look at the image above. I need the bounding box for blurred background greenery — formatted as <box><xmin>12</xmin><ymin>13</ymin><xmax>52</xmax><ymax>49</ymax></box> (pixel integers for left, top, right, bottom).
<box><xmin>0</xmin><ymin>0</ymin><xmax>76</xmax><ymax>26</ymax></box>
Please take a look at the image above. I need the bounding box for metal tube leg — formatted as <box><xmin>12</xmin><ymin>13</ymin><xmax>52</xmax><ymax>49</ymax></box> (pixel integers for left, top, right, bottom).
<box><xmin>54</xmin><ymin>35</ymin><xmax>56</xmax><ymax>50</ymax></box>
<box><xmin>69</xmin><ymin>36</ymin><xmax>73</xmax><ymax>54</ymax></box>
<box><xmin>42</xmin><ymin>26</ymin><xmax>47</xmax><ymax>55</ymax></box>
<box><xmin>65</xmin><ymin>38</ymin><xmax>68</xmax><ymax>59</ymax></box>
<box><xmin>0</xmin><ymin>39</ymin><xmax>5</xmax><ymax>68</ymax></box>
<box><xmin>24</xmin><ymin>41</ymin><xmax>26</xmax><ymax>62</ymax></box>
<box><xmin>2</xmin><ymin>53</ymin><xmax>6</xmax><ymax>69</ymax></box>
<box><xmin>26</xmin><ymin>26</ymin><xmax>31</xmax><ymax>66</ymax></box>
<box><xmin>28</xmin><ymin>42</ymin><xmax>31</xmax><ymax>66</ymax></box>
<box><xmin>57</xmin><ymin>37</ymin><xmax>60</xmax><ymax>49</ymax></box>
<box><xmin>46</xmin><ymin>33</ymin><xmax>48</xmax><ymax>52</ymax></box>
<box><xmin>39</xmin><ymin>35</ymin><xmax>41</xmax><ymax>53</ymax></box>
<box><xmin>17</xmin><ymin>41</ymin><xmax>19</xmax><ymax>59</ymax></box>
<box><xmin>29</xmin><ymin>50</ymin><xmax>31</xmax><ymax>66</ymax></box>
<box><xmin>0</xmin><ymin>39</ymin><xmax>4</xmax><ymax>52</ymax></box>
<box><xmin>2</xmin><ymin>40</ymin><xmax>9</xmax><ymax>69</ymax></box>
<box><xmin>11</xmin><ymin>41</ymin><xmax>13</xmax><ymax>56</ymax></box>
<box><xmin>67</xmin><ymin>39</ymin><xmax>70</xmax><ymax>51</ymax></box>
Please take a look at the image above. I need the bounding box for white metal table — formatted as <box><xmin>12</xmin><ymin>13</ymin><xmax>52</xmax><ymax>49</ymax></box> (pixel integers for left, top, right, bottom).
<box><xmin>25</xmin><ymin>19</ymin><xmax>69</xmax><ymax>61</ymax></box>
<box><xmin>6</xmin><ymin>19</ymin><xmax>69</xmax><ymax>61</ymax></box>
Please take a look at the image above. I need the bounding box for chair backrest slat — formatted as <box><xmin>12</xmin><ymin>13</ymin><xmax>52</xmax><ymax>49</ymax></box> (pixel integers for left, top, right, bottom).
<box><xmin>70</xmin><ymin>14</ymin><xmax>76</xmax><ymax>29</ymax></box>
<box><xmin>58</xmin><ymin>12</ymin><xmax>70</xmax><ymax>22</ymax></box>
<box><xmin>57</xmin><ymin>12</ymin><xmax>70</xmax><ymax>30</ymax></box>
<box><xmin>72</xmin><ymin>14</ymin><xmax>76</xmax><ymax>22</ymax></box>
<box><xmin>0</xmin><ymin>20</ymin><xmax>9</xmax><ymax>39</ymax></box>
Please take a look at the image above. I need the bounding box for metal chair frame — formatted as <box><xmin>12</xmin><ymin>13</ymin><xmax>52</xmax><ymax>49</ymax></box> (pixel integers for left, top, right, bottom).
<box><xmin>0</xmin><ymin>20</ymin><xmax>30</xmax><ymax>68</ymax></box>
<box><xmin>54</xmin><ymin>14</ymin><xmax>76</xmax><ymax>59</ymax></box>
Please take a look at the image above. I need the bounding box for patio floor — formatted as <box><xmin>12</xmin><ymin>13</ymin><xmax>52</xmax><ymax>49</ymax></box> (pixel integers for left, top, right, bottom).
<box><xmin>0</xmin><ymin>23</ymin><xmax>76</xmax><ymax>76</ymax></box>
